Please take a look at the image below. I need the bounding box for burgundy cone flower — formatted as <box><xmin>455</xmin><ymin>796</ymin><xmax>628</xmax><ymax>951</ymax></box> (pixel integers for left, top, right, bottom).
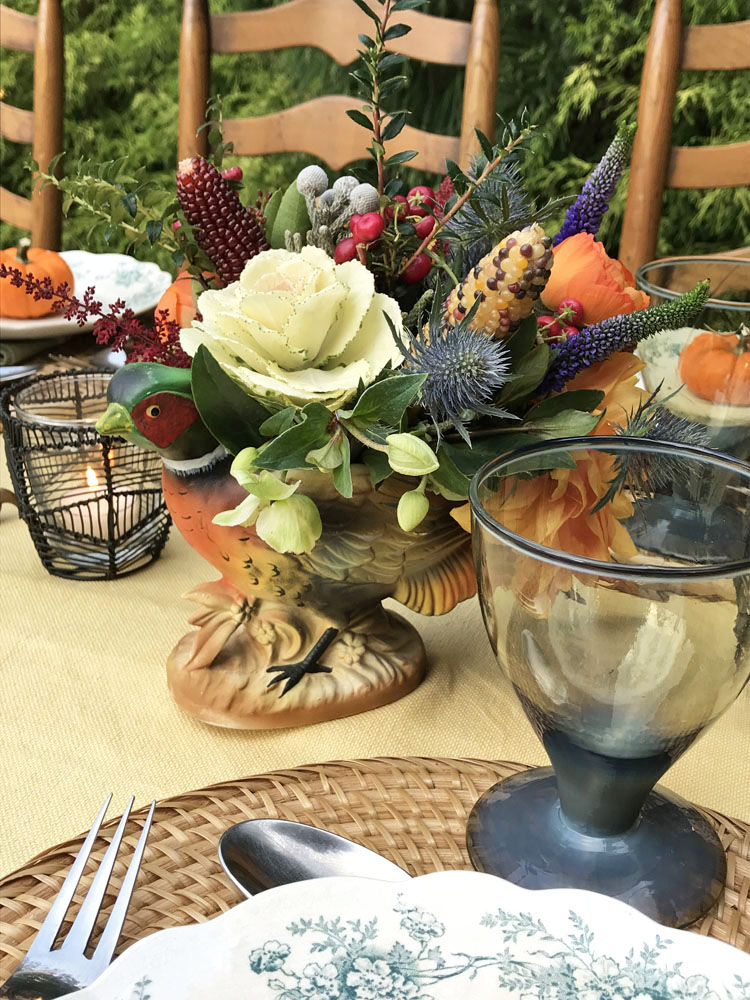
<box><xmin>176</xmin><ymin>156</ymin><xmax>269</xmax><ymax>284</ymax></box>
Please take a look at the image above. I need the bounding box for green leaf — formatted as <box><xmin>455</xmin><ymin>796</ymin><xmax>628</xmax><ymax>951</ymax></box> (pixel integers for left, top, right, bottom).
<box><xmin>252</xmin><ymin>402</ymin><xmax>332</xmax><ymax>471</ymax></box>
<box><xmin>350</xmin><ymin>0</ymin><xmax>380</xmax><ymax>22</ymax></box>
<box><xmin>442</xmin><ymin>433</ymin><xmax>576</xmax><ymax>477</ymax></box>
<box><xmin>392</xmin><ymin>0</ymin><xmax>428</xmax><ymax>9</ymax></box>
<box><xmin>358</xmin><ymin>33</ymin><xmax>375</xmax><ymax>48</ymax></box>
<box><xmin>378</xmin><ymin>52</ymin><xmax>407</xmax><ymax>71</ymax></box>
<box><xmin>120</xmin><ymin>192</ymin><xmax>137</xmax><ymax>217</ymax></box>
<box><xmin>384</xmin><ymin>23</ymin><xmax>411</xmax><ymax>40</ymax></box>
<box><xmin>262</xmin><ymin>188</ymin><xmax>283</xmax><ymax>238</ymax></box>
<box><xmin>505</xmin><ymin>315</ymin><xmax>539</xmax><ymax>363</ymax></box>
<box><xmin>172</xmin><ymin>250</ymin><xmax>185</xmax><ymax>268</ymax></box>
<box><xmin>474</xmin><ymin>127</ymin><xmax>494</xmax><ymax>160</ymax></box>
<box><xmin>191</xmin><ymin>346</ymin><xmax>270</xmax><ymax>453</ymax></box>
<box><xmin>378</xmin><ymin>76</ymin><xmax>407</xmax><ymax>100</ymax></box>
<box><xmin>499</xmin><ymin>344</ymin><xmax>550</xmax><ymax>402</ymax></box>
<box><xmin>524</xmin><ymin>410</ymin><xmax>602</xmax><ymax>438</ymax></box>
<box><xmin>524</xmin><ymin>390</ymin><xmax>605</xmax><ymax>421</ymax></box>
<box><xmin>259</xmin><ymin>406</ymin><xmax>297</xmax><ymax>437</ymax></box>
<box><xmin>332</xmin><ymin>435</ymin><xmax>353</xmax><ymax>498</ymax></box>
<box><xmin>364</xmin><ymin>449</ymin><xmax>392</xmax><ymax>486</ymax></box>
<box><xmin>385</xmin><ymin>150</ymin><xmax>418</xmax><ymax>165</ymax></box>
<box><xmin>384</xmin><ymin>177</ymin><xmax>405</xmax><ymax>196</ymax></box>
<box><xmin>381</xmin><ymin>112</ymin><xmax>408</xmax><ymax>141</ymax></box>
<box><xmin>270</xmin><ymin>180</ymin><xmax>310</xmax><ymax>249</ymax></box>
<box><xmin>145</xmin><ymin>219</ymin><xmax>162</xmax><ymax>244</ymax></box>
<box><xmin>347</xmin><ymin>109</ymin><xmax>373</xmax><ymax>130</ymax></box>
<box><xmin>501</xmin><ymin>184</ymin><xmax>510</xmax><ymax>220</ymax></box>
<box><xmin>431</xmin><ymin>448</ymin><xmax>471</xmax><ymax>499</ymax></box>
<box><xmin>371</xmin><ymin>140</ymin><xmax>386</xmax><ymax>157</ymax></box>
<box><xmin>342</xmin><ymin>373</ymin><xmax>426</xmax><ymax>428</ymax></box>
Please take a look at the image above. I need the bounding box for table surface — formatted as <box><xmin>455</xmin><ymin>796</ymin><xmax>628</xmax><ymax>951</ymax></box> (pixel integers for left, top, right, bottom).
<box><xmin>2</xmin><ymin>448</ymin><xmax>750</xmax><ymax>877</ymax></box>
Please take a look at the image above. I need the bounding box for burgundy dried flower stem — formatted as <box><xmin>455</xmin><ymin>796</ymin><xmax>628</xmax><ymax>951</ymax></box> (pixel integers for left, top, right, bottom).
<box><xmin>0</xmin><ymin>262</ymin><xmax>191</xmax><ymax>368</ymax></box>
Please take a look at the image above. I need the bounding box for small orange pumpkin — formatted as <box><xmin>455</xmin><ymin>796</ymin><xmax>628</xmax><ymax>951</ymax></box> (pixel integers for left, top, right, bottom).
<box><xmin>678</xmin><ymin>331</ymin><xmax>750</xmax><ymax>406</ymax></box>
<box><xmin>0</xmin><ymin>239</ymin><xmax>74</xmax><ymax>318</ymax></box>
<box><xmin>155</xmin><ymin>270</ymin><xmax>201</xmax><ymax>330</ymax></box>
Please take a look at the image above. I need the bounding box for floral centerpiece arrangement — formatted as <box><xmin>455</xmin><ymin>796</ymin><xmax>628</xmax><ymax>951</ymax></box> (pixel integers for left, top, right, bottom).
<box><xmin>0</xmin><ymin>0</ymin><xmax>710</xmax><ymax>728</ymax></box>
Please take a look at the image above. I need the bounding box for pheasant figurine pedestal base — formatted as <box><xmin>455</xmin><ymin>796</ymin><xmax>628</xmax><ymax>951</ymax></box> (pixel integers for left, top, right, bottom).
<box><xmin>166</xmin><ymin>581</ymin><xmax>427</xmax><ymax>729</ymax></box>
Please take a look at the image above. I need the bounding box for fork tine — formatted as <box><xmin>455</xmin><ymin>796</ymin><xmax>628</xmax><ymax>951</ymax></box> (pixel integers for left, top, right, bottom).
<box><xmin>89</xmin><ymin>801</ymin><xmax>155</xmax><ymax>975</ymax></box>
<box><xmin>60</xmin><ymin>796</ymin><xmax>135</xmax><ymax>955</ymax></box>
<box><xmin>29</xmin><ymin>795</ymin><xmax>113</xmax><ymax>955</ymax></box>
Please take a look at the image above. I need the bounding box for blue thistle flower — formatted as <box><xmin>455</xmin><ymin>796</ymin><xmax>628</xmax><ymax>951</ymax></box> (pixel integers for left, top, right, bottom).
<box><xmin>553</xmin><ymin>123</ymin><xmax>637</xmax><ymax>246</ymax></box>
<box><xmin>392</xmin><ymin>297</ymin><xmax>515</xmax><ymax>443</ymax></box>
<box><xmin>591</xmin><ymin>389</ymin><xmax>710</xmax><ymax>513</ymax></box>
<box><xmin>539</xmin><ymin>281</ymin><xmax>710</xmax><ymax>394</ymax></box>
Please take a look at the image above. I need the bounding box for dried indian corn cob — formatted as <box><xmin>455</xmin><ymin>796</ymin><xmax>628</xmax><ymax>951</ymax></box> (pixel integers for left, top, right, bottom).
<box><xmin>176</xmin><ymin>156</ymin><xmax>270</xmax><ymax>285</ymax></box>
<box><xmin>444</xmin><ymin>223</ymin><xmax>554</xmax><ymax>338</ymax></box>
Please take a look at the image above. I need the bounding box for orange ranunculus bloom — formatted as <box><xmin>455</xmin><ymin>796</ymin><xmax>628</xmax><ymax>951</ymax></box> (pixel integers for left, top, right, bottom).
<box><xmin>541</xmin><ymin>233</ymin><xmax>650</xmax><ymax>326</ymax></box>
<box><xmin>566</xmin><ymin>351</ymin><xmax>647</xmax><ymax>433</ymax></box>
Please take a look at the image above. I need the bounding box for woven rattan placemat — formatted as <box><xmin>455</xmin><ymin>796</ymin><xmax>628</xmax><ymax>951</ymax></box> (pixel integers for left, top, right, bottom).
<box><xmin>1</xmin><ymin>756</ymin><xmax>748</xmax><ymax>978</ymax></box>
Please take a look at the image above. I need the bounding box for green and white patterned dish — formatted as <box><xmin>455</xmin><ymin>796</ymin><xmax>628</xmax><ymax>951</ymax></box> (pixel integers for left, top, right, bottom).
<box><xmin>68</xmin><ymin>871</ymin><xmax>749</xmax><ymax>999</ymax></box>
<box><xmin>0</xmin><ymin>251</ymin><xmax>171</xmax><ymax>341</ymax></box>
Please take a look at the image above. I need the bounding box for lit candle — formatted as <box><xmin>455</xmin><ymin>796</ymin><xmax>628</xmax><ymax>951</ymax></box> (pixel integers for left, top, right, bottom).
<box><xmin>60</xmin><ymin>466</ymin><xmax>139</xmax><ymax>539</ymax></box>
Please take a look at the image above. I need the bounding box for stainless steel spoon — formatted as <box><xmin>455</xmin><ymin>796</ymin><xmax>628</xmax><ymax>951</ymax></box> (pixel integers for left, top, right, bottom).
<box><xmin>218</xmin><ymin>818</ymin><xmax>411</xmax><ymax>897</ymax></box>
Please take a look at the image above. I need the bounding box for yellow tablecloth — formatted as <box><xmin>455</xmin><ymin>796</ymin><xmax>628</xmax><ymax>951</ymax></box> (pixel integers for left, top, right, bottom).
<box><xmin>2</xmin><ymin>476</ymin><xmax>749</xmax><ymax>876</ymax></box>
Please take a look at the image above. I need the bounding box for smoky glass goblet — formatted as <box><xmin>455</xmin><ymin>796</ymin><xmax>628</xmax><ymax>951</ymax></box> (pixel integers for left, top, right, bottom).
<box><xmin>467</xmin><ymin>437</ymin><xmax>750</xmax><ymax>927</ymax></box>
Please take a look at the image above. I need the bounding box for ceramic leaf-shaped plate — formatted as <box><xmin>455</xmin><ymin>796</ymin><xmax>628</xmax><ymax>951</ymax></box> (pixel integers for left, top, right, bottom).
<box><xmin>70</xmin><ymin>871</ymin><xmax>749</xmax><ymax>999</ymax></box>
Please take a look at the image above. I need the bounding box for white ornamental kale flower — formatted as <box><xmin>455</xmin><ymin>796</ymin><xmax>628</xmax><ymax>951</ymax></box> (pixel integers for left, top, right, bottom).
<box><xmin>296</xmin><ymin>165</ymin><xmax>329</xmax><ymax>198</ymax></box>
<box><xmin>181</xmin><ymin>246</ymin><xmax>406</xmax><ymax>410</ymax></box>
<box><xmin>349</xmin><ymin>182</ymin><xmax>379</xmax><ymax>214</ymax></box>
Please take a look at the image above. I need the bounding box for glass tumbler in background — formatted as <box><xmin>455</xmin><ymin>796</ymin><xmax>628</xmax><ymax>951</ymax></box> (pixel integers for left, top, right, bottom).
<box><xmin>635</xmin><ymin>257</ymin><xmax>750</xmax><ymax>462</ymax></box>
<box><xmin>467</xmin><ymin>437</ymin><xmax>750</xmax><ymax>928</ymax></box>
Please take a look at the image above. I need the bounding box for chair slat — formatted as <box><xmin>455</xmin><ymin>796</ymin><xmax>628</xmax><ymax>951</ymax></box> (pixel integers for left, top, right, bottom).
<box><xmin>682</xmin><ymin>20</ymin><xmax>750</xmax><ymax>71</ymax></box>
<box><xmin>0</xmin><ymin>4</ymin><xmax>36</xmax><ymax>53</ymax></box>
<box><xmin>224</xmin><ymin>96</ymin><xmax>459</xmax><ymax>175</ymax></box>
<box><xmin>668</xmin><ymin>142</ymin><xmax>750</xmax><ymax>189</ymax></box>
<box><xmin>0</xmin><ymin>102</ymin><xmax>34</xmax><ymax>144</ymax></box>
<box><xmin>0</xmin><ymin>186</ymin><xmax>33</xmax><ymax>230</ymax></box>
<box><xmin>211</xmin><ymin>0</ymin><xmax>470</xmax><ymax>66</ymax></box>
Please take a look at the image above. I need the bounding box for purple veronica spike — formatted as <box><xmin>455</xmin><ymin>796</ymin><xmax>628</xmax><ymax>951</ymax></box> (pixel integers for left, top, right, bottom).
<box><xmin>539</xmin><ymin>281</ymin><xmax>710</xmax><ymax>394</ymax></box>
<box><xmin>553</xmin><ymin>123</ymin><xmax>637</xmax><ymax>246</ymax></box>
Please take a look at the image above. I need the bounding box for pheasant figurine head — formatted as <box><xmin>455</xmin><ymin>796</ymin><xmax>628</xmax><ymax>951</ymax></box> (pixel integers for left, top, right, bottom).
<box><xmin>96</xmin><ymin>363</ymin><xmax>220</xmax><ymax>465</ymax></box>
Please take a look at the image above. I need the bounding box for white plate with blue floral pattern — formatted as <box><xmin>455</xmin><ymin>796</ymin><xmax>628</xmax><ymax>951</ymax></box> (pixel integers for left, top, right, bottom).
<box><xmin>69</xmin><ymin>871</ymin><xmax>748</xmax><ymax>999</ymax></box>
<box><xmin>0</xmin><ymin>251</ymin><xmax>171</xmax><ymax>340</ymax></box>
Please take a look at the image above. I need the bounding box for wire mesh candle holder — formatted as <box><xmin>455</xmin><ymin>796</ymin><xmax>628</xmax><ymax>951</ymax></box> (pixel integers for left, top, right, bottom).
<box><xmin>0</xmin><ymin>369</ymin><xmax>170</xmax><ymax>580</ymax></box>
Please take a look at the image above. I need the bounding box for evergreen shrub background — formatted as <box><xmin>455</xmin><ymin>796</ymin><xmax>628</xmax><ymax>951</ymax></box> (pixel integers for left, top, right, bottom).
<box><xmin>1</xmin><ymin>0</ymin><xmax>748</xmax><ymax>265</ymax></box>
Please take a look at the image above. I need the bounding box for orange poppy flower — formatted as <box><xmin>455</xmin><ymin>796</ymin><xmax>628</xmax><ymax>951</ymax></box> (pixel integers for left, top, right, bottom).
<box><xmin>541</xmin><ymin>233</ymin><xmax>650</xmax><ymax>326</ymax></box>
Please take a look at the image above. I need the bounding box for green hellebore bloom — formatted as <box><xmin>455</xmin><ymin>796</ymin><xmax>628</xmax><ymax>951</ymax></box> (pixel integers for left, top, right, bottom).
<box><xmin>386</xmin><ymin>433</ymin><xmax>440</xmax><ymax>477</ymax></box>
<box><xmin>397</xmin><ymin>489</ymin><xmax>430</xmax><ymax>532</ymax></box>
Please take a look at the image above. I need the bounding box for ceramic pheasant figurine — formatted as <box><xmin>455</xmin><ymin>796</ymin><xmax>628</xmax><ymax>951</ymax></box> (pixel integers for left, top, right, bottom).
<box><xmin>97</xmin><ymin>363</ymin><xmax>476</xmax><ymax>729</ymax></box>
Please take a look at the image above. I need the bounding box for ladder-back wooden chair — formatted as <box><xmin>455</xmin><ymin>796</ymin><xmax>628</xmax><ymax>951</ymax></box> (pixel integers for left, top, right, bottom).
<box><xmin>178</xmin><ymin>0</ymin><xmax>499</xmax><ymax>174</ymax></box>
<box><xmin>620</xmin><ymin>0</ymin><xmax>750</xmax><ymax>275</ymax></box>
<box><xmin>0</xmin><ymin>0</ymin><xmax>64</xmax><ymax>249</ymax></box>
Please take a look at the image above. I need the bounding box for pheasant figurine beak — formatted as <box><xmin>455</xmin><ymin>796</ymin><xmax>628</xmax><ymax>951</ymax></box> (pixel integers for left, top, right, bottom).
<box><xmin>96</xmin><ymin>402</ymin><xmax>134</xmax><ymax>437</ymax></box>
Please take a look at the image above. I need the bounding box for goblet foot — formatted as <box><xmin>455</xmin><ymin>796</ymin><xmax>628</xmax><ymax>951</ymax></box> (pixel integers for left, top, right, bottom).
<box><xmin>466</xmin><ymin>767</ymin><xmax>726</xmax><ymax>927</ymax></box>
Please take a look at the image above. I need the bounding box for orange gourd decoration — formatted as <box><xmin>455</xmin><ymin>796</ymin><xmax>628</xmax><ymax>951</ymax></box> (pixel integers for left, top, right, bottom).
<box><xmin>0</xmin><ymin>239</ymin><xmax>74</xmax><ymax>318</ymax></box>
<box><xmin>155</xmin><ymin>271</ymin><xmax>201</xmax><ymax>329</ymax></box>
<box><xmin>678</xmin><ymin>331</ymin><xmax>750</xmax><ymax>406</ymax></box>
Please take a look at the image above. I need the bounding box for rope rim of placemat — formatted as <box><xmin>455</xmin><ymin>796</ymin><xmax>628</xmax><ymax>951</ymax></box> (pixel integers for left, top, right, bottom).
<box><xmin>1</xmin><ymin>755</ymin><xmax>748</xmax><ymax>975</ymax></box>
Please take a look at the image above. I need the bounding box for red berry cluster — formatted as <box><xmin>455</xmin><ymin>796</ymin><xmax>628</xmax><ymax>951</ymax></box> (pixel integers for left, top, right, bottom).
<box><xmin>538</xmin><ymin>298</ymin><xmax>585</xmax><ymax>340</ymax></box>
<box><xmin>333</xmin><ymin>185</ymin><xmax>438</xmax><ymax>285</ymax></box>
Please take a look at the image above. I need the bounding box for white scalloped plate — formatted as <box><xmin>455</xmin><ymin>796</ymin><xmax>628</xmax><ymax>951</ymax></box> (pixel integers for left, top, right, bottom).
<box><xmin>0</xmin><ymin>251</ymin><xmax>171</xmax><ymax>340</ymax></box>
<box><xmin>69</xmin><ymin>871</ymin><xmax>749</xmax><ymax>999</ymax></box>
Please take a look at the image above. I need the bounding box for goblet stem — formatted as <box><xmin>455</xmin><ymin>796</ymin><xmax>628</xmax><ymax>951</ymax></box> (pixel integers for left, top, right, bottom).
<box><xmin>544</xmin><ymin>731</ymin><xmax>674</xmax><ymax>838</ymax></box>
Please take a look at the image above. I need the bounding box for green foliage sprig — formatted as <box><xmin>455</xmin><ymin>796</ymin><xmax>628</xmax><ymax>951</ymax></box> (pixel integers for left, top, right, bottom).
<box><xmin>348</xmin><ymin>0</ymin><xmax>426</xmax><ymax>195</ymax></box>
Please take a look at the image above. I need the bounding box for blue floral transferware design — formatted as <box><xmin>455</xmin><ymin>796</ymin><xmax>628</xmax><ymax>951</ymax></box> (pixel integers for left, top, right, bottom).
<box><xmin>73</xmin><ymin>872</ymin><xmax>748</xmax><ymax>1000</ymax></box>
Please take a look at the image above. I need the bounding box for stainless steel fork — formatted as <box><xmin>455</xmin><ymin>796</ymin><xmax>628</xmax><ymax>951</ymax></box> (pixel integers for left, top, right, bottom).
<box><xmin>1</xmin><ymin>796</ymin><xmax>155</xmax><ymax>1000</ymax></box>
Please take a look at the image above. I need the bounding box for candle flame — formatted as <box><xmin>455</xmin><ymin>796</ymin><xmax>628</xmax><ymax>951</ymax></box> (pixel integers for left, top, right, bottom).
<box><xmin>86</xmin><ymin>466</ymin><xmax>99</xmax><ymax>488</ymax></box>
